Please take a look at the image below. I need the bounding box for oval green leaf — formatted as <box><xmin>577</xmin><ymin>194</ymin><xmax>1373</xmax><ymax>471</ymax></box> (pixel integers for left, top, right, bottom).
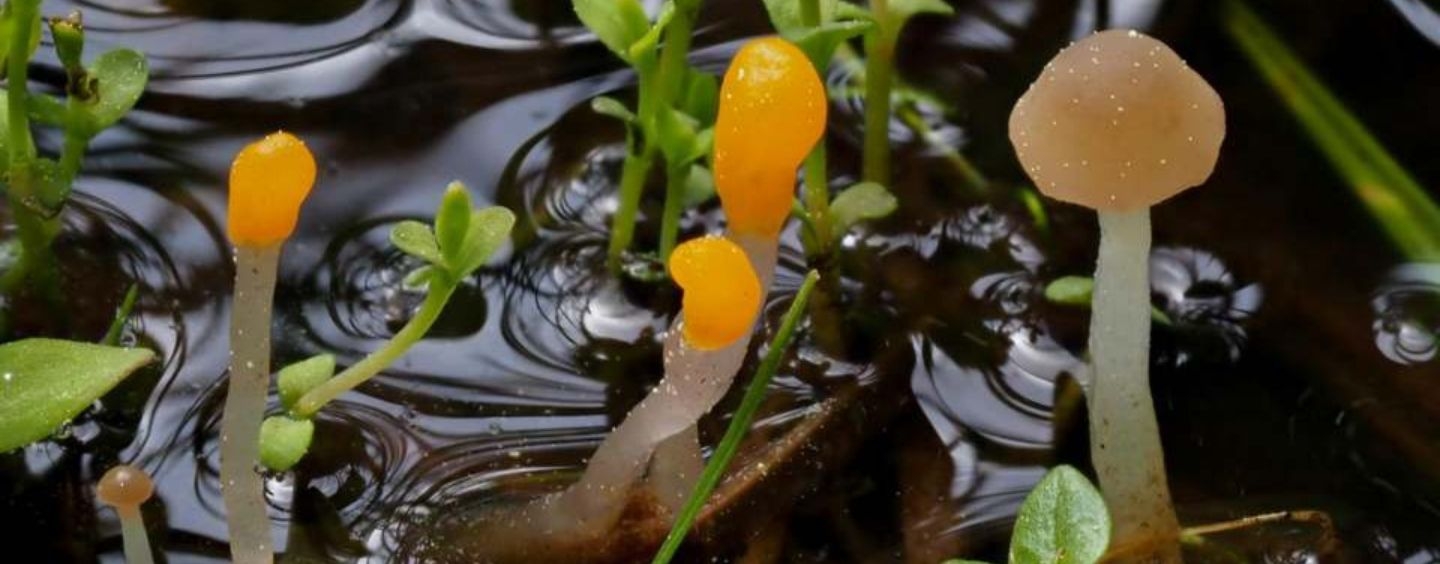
<box><xmin>259</xmin><ymin>415</ymin><xmax>315</xmax><ymax>472</ymax></box>
<box><xmin>1009</xmin><ymin>465</ymin><xmax>1111</xmax><ymax>564</ymax></box>
<box><xmin>830</xmin><ymin>181</ymin><xmax>898</xmax><ymax>238</ymax></box>
<box><xmin>457</xmin><ymin>206</ymin><xmax>517</xmax><ymax>277</ymax></box>
<box><xmin>0</xmin><ymin>339</ymin><xmax>155</xmax><ymax>452</ymax></box>
<box><xmin>391</xmin><ymin>220</ymin><xmax>443</xmax><ymax>265</ymax></box>
<box><xmin>278</xmin><ymin>354</ymin><xmax>336</xmax><ymax>412</ymax></box>
<box><xmin>435</xmin><ymin>181</ymin><xmax>473</xmax><ymax>268</ymax></box>
<box><xmin>80</xmin><ymin>48</ymin><xmax>149</xmax><ymax>134</ymax></box>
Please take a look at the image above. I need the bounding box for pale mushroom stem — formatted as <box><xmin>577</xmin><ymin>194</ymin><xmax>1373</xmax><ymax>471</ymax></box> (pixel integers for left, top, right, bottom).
<box><xmin>220</xmin><ymin>244</ymin><xmax>281</xmax><ymax>564</ymax></box>
<box><xmin>1090</xmin><ymin>208</ymin><xmax>1181</xmax><ymax>559</ymax></box>
<box><xmin>533</xmin><ymin>232</ymin><xmax>778</xmax><ymax>536</ymax></box>
<box><xmin>116</xmin><ymin>505</ymin><xmax>155</xmax><ymax>564</ymax></box>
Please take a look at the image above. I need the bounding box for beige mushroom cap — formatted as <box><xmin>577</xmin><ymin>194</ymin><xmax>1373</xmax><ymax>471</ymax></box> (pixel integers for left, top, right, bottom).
<box><xmin>1008</xmin><ymin>29</ymin><xmax>1225</xmax><ymax>211</ymax></box>
<box><xmin>97</xmin><ymin>464</ymin><xmax>154</xmax><ymax>508</ymax></box>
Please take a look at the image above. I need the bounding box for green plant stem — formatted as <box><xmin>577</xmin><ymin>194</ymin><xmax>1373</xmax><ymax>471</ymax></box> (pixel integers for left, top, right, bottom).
<box><xmin>57</xmin><ymin>127</ymin><xmax>88</xmax><ymax>188</ymax></box>
<box><xmin>862</xmin><ymin>0</ymin><xmax>895</xmax><ymax>185</ymax></box>
<box><xmin>1223</xmin><ymin>0</ymin><xmax>1440</xmax><ymax>261</ymax></box>
<box><xmin>658</xmin><ymin>164</ymin><xmax>689</xmax><ymax>261</ymax></box>
<box><xmin>102</xmin><ymin>283</ymin><xmax>140</xmax><ymax>346</ymax></box>
<box><xmin>652</xmin><ymin>269</ymin><xmax>820</xmax><ymax>564</ymax></box>
<box><xmin>607</xmin><ymin>146</ymin><xmax>655</xmax><ymax>270</ymax></box>
<box><xmin>2</xmin><ymin>0</ymin><xmax>59</xmax><ymax>302</ymax></box>
<box><xmin>293</xmin><ymin>279</ymin><xmax>458</xmax><ymax>418</ymax></box>
<box><xmin>802</xmin><ymin>144</ymin><xmax>832</xmax><ymax>258</ymax></box>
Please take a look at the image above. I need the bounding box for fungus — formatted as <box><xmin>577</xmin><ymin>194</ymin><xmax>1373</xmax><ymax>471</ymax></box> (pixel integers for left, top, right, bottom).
<box><xmin>489</xmin><ymin>37</ymin><xmax>823</xmax><ymax>549</ymax></box>
<box><xmin>220</xmin><ymin>131</ymin><xmax>317</xmax><ymax>564</ymax></box>
<box><xmin>1008</xmin><ymin>29</ymin><xmax>1224</xmax><ymax>560</ymax></box>
<box><xmin>97</xmin><ymin>464</ymin><xmax>156</xmax><ymax>564</ymax></box>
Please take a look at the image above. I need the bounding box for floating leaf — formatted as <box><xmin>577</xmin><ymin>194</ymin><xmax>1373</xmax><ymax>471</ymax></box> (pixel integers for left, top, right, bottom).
<box><xmin>435</xmin><ymin>182</ymin><xmax>472</xmax><ymax>267</ymax></box>
<box><xmin>390</xmin><ymin>220</ymin><xmax>443</xmax><ymax>265</ymax></box>
<box><xmin>456</xmin><ymin>207</ymin><xmax>517</xmax><ymax>277</ymax></box>
<box><xmin>75</xmin><ymin>49</ymin><xmax>148</xmax><ymax>135</ymax></box>
<box><xmin>0</xmin><ymin>339</ymin><xmax>155</xmax><ymax>452</ymax></box>
<box><xmin>1009</xmin><ymin>465</ymin><xmax>1111</xmax><ymax>564</ymax></box>
<box><xmin>259</xmin><ymin>415</ymin><xmax>315</xmax><ymax>472</ymax></box>
<box><xmin>829</xmin><ymin>181</ymin><xmax>897</xmax><ymax>237</ymax></box>
<box><xmin>573</xmin><ymin>0</ymin><xmax>652</xmax><ymax>63</ymax></box>
<box><xmin>278</xmin><ymin>354</ymin><xmax>335</xmax><ymax>412</ymax></box>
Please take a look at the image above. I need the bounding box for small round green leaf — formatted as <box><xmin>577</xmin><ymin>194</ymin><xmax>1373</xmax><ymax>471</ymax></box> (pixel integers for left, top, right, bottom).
<box><xmin>830</xmin><ymin>181</ymin><xmax>898</xmax><ymax>238</ymax></box>
<box><xmin>79</xmin><ymin>49</ymin><xmax>148</xmax><ymax>134</ymax></box>
<box><xmin>591</xmin><ymin>96</ymin><xmax>637</xmax><ymax>124</ymax></box>
<box><xmin>1009</xmin><ymin>465</ymin><xmax>1111</xmax><ymax>564</ymax></box>
<box><xmin>1044</xmin><ymin>276</ymin><xmax>1095</xmax><ymax>307</ymax></box>
<box><xmin>456</xmin><ymin>206</ymin><xmax>516</xmax><ymax>277</ymax></box>
<box><xmin>259</xmin><ymin>416</ymin><xmax>315</xmax><ymax>472</ymax></box>
<box><xmin>390</xmin><ymin>220</ymin><xmax>443</xmax><ymax>265</ymax></box>
<box><xmin>277</xmin><ymin>354</ymin><xmax>335</xmax><ymax>412</ymax></box>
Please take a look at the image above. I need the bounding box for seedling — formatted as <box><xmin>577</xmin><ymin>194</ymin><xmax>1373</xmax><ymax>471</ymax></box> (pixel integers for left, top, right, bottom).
<box><xmin>942</xmin><ymin>465</ymin><xmax>1111</xmax><ymax>564</ymax></box>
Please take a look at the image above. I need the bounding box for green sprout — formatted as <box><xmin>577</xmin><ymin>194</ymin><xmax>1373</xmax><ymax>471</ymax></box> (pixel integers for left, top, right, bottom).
<box><xmin>258</xmin><ymin>182</ymin><xmax>515</xmax><ymax>471</ymax></box>
<box><xmin>573</xmin><ymin>0</ymin><xmax>718</xmax><ymax>269</ymax></box>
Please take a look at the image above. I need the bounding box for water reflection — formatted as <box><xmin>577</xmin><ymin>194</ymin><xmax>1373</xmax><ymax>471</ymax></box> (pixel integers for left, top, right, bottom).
<box><xmin>1372</xmin><ymin>263</ymin><xmax>1440</xmax><ymax>365</ymax></box>
<box><xmin>1150</xmin><ymin>246</ymin><xmax>1262</xmax><ymax>367</ymax></box>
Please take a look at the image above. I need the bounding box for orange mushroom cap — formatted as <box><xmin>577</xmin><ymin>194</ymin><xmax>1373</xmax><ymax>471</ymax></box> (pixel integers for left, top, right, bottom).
<box><xmin>96</xmin><ymin>464</ymin><xmax>154</xmax><ymax>508</ymax></box>
<box><xmin>227</xmin><ymin>131</ymin><xmax>318</xmax><ymax>247</ymax></box>
<box><xmin>669</xmin><ymin>235</ymin><xmax>762</xmax><ymax>350</ymax></box>
<box><xmin>714</xmin><ymin>37</ymin><xmax>827</xmax><ymax>238</ymax></box>
<box><xmin>1008</xmin><ymin>30</ymin><xmax>1225</xmax><ymax>211</ymax></box>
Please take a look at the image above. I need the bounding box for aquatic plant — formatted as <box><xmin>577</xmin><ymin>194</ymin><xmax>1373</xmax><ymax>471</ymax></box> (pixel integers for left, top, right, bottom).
<box><xmin>572</xmin><ymin>0</ymin><xmax>718</xmax><ymax>267</ymax></box>
<box><xmin>257</xmin><ymin>182</ymin><xmax>515</xmax><ymax>471</ymax></box>
<box><xmin>96</xmin><ymin>464</ymin><xmax>156</xmax><ymax>564</ymax></box>
<box><xmin>0</xmin><ymin>2</ymin><xmax>147</xmax><ymax>314</ymax></box>
<box><xmin>1008</xmin><ymin>29</ymin><xmax>1225</xmax><ymax>560</ymax></box>
<box><xmin>652</xmin><ymin>268</ymin><xmax>820</xmax><ymax>563</ymax></box>
<box><xmin>221</xmin><ymin>131</ymin><xmax>317</xmax><ymax>564</ymax></box>
<box><xmin>943</xmin><ymin>465</ymin><xmax>1111</xmax><ymax>564</ymax></box>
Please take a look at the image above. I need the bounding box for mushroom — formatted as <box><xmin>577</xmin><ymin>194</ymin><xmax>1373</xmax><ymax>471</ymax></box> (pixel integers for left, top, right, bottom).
<box><xmin>97</xmin><ymin>464</ymin><xmax>156</xmax><ymax>564</ymax></box>
<box><xmin>221</xmin><ymin>131</ymin><xmax>318</xmax><ymax>564</ymax></box>
<box><xmin>1008</xmin><ymin>29</ymin><xmax>1225</xmax><ymax>560</ymax></box>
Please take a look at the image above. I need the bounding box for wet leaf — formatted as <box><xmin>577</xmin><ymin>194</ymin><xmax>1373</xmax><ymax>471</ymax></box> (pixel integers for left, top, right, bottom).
<box><xmin>390</xmin><ymin>220</ymin><xmax>443</xmax><ymax>265</ymax></box>
<box><xmin>278</xmin><ymin>354</ymin><xmax>335</xmax><ymax>412</ymax></box>
<box><xmin>793</xmin><ymin>19</ymin><xmax>873</xmax><ymax>68</ymax></box>
<box><xmin>830</xmin><ymin>181</ymin><xmax>897</xmax><ymax>238</ymax></box>
<box><xmin>592</xmin><ymin>95</ymin><xmax>637</xmax><ymax>124</ymax></box>
<box><xmin>0</xmin><ymin>338</ymin><xmax>155</xmax><ymax>452</ymax></box>
<box><xmin>435</xmin><ymin>181</ymin><xmax>472</xmax><ymax>267</ymax></box>
<box><xmin>456</xmin><ymin>206</ymin><xmax>516</xmax><ymax>277</ymax></box>
<box><xmin>76</xmin><ymin>49</ymin><xmax>148</xmax><ymax>135</ymax></box>
<box><xmin>259</xmin><ymin>415</ymin><xmax>314</xmax><ymax>472</ymax></box>
<box><xmin>573</xmin><ymin>0</ymin><xmax>651</xmax><ymax>63</ymax></box>
<box><xmin>1009</xmin><ymin>465</ymin><xmax>1110</xmax><ymax>564</ymax></box>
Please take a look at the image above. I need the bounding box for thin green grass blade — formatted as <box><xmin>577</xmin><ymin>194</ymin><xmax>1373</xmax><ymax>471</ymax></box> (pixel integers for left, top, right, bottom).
<box><xmin>1223</xmin><ymin>0</ymin><xmax>1440</xmax><ymax>260</ymax></box>
<box><xmin>651</xmin><ymin>270</ymin><xmax>821</xmax><ymax>564</ymax></box>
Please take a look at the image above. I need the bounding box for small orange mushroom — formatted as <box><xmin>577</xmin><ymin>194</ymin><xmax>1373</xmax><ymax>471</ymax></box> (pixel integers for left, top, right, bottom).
<box><xmin>669</xmin><ymin>235</ymin><xmax>762</xmax><ymax>350</ymax></box>
<box><xmin>97</xmin><ymin>464</ymin><xmax>156</xmax><ymax>564</ymax></box>
<box><xmin>714</xmin><ymin>37</ymin><xmax>827</xmax><ymax>238</ymax></box>
<box><xmin>227</xmin><ymin>131</ymin><xmax>318</xmax><ymax>247</ymax></box>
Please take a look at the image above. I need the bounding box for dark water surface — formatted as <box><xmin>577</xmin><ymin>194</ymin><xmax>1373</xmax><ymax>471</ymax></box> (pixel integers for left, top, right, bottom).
<box><xmin>3</xmin><ymin>0</ymin><xmax>1440</xmax><ymax>561</ymax></box>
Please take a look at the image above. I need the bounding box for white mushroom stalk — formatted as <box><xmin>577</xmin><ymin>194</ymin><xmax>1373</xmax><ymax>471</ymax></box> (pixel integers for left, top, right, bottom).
<box><xmin>1008</xmin><ymin>29</ymin><xmax>1225</xmax><ymax>561</ymax></box>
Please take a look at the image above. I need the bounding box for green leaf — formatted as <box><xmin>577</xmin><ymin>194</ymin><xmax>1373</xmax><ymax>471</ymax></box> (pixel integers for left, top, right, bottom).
<box><xmin>259</xmin><ymin>415</ymin><xmax>315</xmax><ymax>472</ymax></box>
<box><xmin>764</xmin><ymin>0</ymin><xmax>871</xmax><ymax>36</ymax></box>
<box><xmin>655</xmin><ymin>106</ymin><xmax>700</xmax><ymax>169</ymax></box>
<box><xmin>681</xmin><ymin>163</ymin><xmax>715</xmax><ymax>208</ymax></box>
<box><xmin>278</xmin><ymin>354</ymin><xmax>335</xmax><ymax>412</ymax></box>
<box><xmin>793</xmin><ymin>19</ymin><xmax>874</xmax><ymax>68</ymax></box>
<box><xmin>677</xmin><ymin>69</ymin><xmax>718</xmax><ymax>126</ymax></box>
<box><xmin>25</xmin><ymin>92</ymin><xmax>66</xmax><ymax>126</ymax></box>
<box><xmin>390</xmin><ymin>220</ymin><xmax>443</xmax><ymax>265</ymax></box>
<box><xmin>686</xmin><ymin>128</ymin><xmax>713</xmax><ymax>166</ymax></box>
<box><xmin>403</xmin><ymin>265</ymin><xmax>435</xmax><ymax>289</ymax></box>
<box><xmin>456</xmin><ymin>206</ymin><xmax>517</xmax><ymax>277</ymax></box>
<box><xmin>75</xmin><ymin>49</ymin><xmax>148</xmax><ymax>136</ymax></box>
<box><xmin>1009</xmin><ymin>465</ymin><xmax>1110</xmax><ymax>564</ymax></box>
<box><xmin>626</xmin><ymin>0</ymin><xmax>676</xmax><ymax>62</ymax></box>
<box><xmin>435</xmin><ymin>181</ymin><xmax>473</xmax><ymax>268</ymax></box>
<box><xmin>829</xmin><ymin>181</ymin><xmax>898</xmax><ymax>238</ymax></box>
<box><xmin>1044</xmin><ymin>276</ymin><xmax>1094</xmax><ymax>307</ymax></box>
<box><xmin>0</xmin><ymin>339</ymin><xmax>155</xmax><ymax>452</ymax></box>
<box><xmin>889</xmin><ymin>0</ymin><xmax>955</xmax><ymax>24</ymax></box>
<box><xmin>573</xmin><ymin>0</ymin><xmax>652</xmax><ymax>63</ymax></box>
<box><xmin>592</xmin><ymin>95</ymin><xmax>637</xmax><ymax>124</ymax></box>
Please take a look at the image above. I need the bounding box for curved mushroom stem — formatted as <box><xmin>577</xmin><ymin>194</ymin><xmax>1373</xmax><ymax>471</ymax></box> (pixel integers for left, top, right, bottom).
<box><xmin>1090</xmin><ymin>209</ymin><xmax>1181</xmax><ymax>562</ymax></box>
<box><xmin>116</xmin><ymin>505</ymin><xmax>155</xmax><ymax>564</ymax></box>
<box><xmin>220</xmin><ymin>244</ymin><xmax>280</xmax><ymax>564</ymax></box>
